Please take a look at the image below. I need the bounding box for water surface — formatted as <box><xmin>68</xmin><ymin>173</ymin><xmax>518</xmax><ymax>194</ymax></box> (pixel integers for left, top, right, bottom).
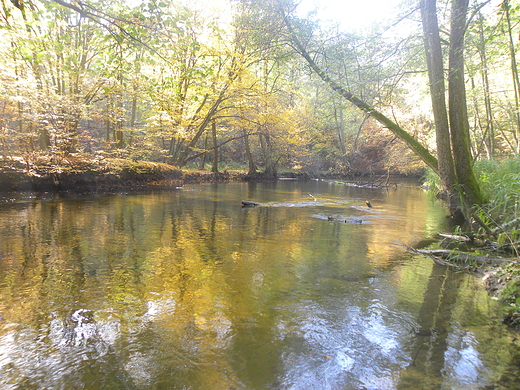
<box><xmin>0</xmin><ymin>180</ymin><xmax>519</xmax><ymax>389</ymax></box>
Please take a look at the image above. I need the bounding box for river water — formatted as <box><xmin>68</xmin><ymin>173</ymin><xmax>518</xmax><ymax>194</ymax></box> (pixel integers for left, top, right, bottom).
<box><xmin>0</xmin><ymin>180</ymin><xmax>519</xmax><ymax>389</ymax></box>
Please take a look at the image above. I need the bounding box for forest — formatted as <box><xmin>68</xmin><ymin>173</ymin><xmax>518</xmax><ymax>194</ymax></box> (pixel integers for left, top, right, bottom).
<box><xmin>0</xmin><ymin>0</ymin><xmax>515</xmax><ymax>173</ymax></box>
<box><xmin>1</xmin><ymin>2</ymin><xmax>520</xmax><ymax>226</ymax></box>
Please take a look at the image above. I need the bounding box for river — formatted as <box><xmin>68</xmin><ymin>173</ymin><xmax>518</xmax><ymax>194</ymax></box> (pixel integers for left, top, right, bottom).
<box><xmin>0</xmin><ymin>179</ymin><xmax>519</xmax><ymax>389</ymax></box>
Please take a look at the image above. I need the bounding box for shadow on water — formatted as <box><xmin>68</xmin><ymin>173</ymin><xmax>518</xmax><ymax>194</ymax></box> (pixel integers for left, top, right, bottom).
<box><xmin>0</xmin><ymin>180</ymin><xmax>519</xmax><ymax>389</ymax></box>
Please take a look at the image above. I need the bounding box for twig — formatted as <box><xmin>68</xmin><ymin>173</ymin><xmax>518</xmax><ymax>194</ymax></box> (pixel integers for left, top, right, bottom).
<box><xmin>472</xmin><ymin>213</ymin><xmax>493</xmax><ymax>235</ymax></box>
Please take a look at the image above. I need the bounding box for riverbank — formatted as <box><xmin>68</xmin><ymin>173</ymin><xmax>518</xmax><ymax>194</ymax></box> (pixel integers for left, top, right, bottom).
<box><xmin>484</xmin><ymin>259</ymin><xmax>520</xmax><ymax>328</ymax></box>
<box><xmin>0</xmin><ymin>153</ymin><xmax>413</xmax><ymax>194</ymax></box>
<box><xmin>0</xmin><ymin>154</ymin><xmax>252</xmax><ymax>194</ymax></box>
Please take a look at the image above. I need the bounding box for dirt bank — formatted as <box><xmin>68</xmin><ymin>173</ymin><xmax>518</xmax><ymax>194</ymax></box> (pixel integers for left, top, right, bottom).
<box><xmin>0</xmin><ymin>154</ymin><xmax>249</xmax><ymax>194</ymax></box>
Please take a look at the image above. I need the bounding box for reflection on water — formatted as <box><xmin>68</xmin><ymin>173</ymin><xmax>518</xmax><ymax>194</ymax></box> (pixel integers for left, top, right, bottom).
<box><xmin>0</xmin><ymin>180</ymin><xmax>519</xmax><ymax>389</ymax></box>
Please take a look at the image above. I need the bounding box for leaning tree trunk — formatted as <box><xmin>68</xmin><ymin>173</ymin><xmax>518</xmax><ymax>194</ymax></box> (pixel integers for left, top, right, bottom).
<box><xmin>280</xmin><ymin>9</ymin><xmax>440</xmax><ymax>173</ymax></box>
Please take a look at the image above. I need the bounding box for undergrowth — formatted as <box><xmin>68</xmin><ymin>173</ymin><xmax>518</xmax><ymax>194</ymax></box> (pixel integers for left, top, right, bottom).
<box><xmin>474</xmin><ymin>157</ymin><xmax>520</xmax><ymax>225</ymax></box>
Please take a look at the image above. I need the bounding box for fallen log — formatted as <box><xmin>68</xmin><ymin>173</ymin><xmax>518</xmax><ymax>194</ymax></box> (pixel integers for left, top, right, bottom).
<box><xmin>491</xmin><ymin>217</ymin><xmax>520</xmax><ymax>235</ymax></box>
<box><xmin>438</xmin><ymin>232</ymin><xmax>495</xmax><ymax>246</ymax></box>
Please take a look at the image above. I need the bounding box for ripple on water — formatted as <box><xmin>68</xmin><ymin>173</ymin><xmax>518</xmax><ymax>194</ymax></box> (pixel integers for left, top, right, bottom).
<box><xmin>276</xmin><ymin>298</ymin><xmax>415</xmax><ymax>390</ymax></box>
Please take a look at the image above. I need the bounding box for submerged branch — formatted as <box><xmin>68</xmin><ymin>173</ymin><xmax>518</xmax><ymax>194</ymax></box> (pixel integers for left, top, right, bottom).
<box><xmin>397</xmin><ymin>242</ymin><xmax>509</xmax><ymax>270</ymax></box>
<box><xmin>415</xmin><ymin>249</ymin><xmax>507</xmax><ymax>266</ymax></box>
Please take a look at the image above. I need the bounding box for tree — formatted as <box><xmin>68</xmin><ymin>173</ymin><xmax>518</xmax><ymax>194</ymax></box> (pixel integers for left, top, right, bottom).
<box><xmin>422</xmin><ymin>0</ymin><xmax>484</xmax><ymax>214</ymax></box>
<box><xmin>274</xmin><ymin>3</ymin><xmax>438</xmax><ymax>164</ymax></box>
<box><xmin>466</xmin><ymin>10</ymin><xmax>496</xmax><ymax>159</ymax></box>
<box><xmin>446</xmin><ymin>0</ymin><xmax>484</xmax><ymax>206</ymax></box>
<box><xmin>421</xmin><ymin>0</ymin><xmax>458</xmax><ymax>211</ymax></box>
<box><xmin>502</xmin><ymin>0</ymin><xmax>520</xmax><ymax>153</ymax></box>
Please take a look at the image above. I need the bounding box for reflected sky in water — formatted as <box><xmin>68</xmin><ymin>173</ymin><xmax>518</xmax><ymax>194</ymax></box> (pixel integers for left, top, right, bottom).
<box><xmin>0</xmin><ymin>180</ymin><xmax>519</xmax><ymax>389</ymax></box>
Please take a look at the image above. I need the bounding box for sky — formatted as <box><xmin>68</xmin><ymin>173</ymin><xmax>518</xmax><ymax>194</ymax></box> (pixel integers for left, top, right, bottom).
<box><xmin>298</xmin><ymin>0</ymin><xmax>407</xmax><ymax>31</ymax></box>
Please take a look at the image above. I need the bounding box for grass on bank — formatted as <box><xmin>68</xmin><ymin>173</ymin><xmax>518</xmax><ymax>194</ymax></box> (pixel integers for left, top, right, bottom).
<box><xmin>423</xmin><ymin>157</ymin><xmax>520</xmax><ymax>233</ymax></box>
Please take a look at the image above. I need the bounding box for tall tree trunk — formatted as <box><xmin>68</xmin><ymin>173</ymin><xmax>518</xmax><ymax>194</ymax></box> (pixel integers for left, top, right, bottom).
<box><xmin>129</xmin><ymin>95</ymin><xmax>137</xmax><ymax>147</ymax></box>
<box><xmin>421</xmin><ymin>0</ymin><xmax>458</xmax><ymax>212</ymax></box>
<box><xmin>211</xmin><ymin>121</ymin><xmax>219</xmax><ymax>173</ymax></box>
<box><xmin>260</xmin><ymin>132</ymin><xmax>277</xmax><ymax>177</ymax></box>
<box><xmin>448</xmin><ymin>0</ymin><xmax>483</xmax><ymax>208</ymax></box>
<box><xmin>243</xmin><ymin>129</ymin><xmax>257</xmax><ymax>175</ymax></box>
<box><xmin>504</xmin><ymin>0</ymin><xmax>520</xmax><ymax>152</ymax></box>
<box><xmin>477</xmin><ymin>12</ymin><xmax>494</xmax><ymax>158</ymax></box>
<box><xmin>199</xmin><ymin>135</ymin><xmax>208</xmax><ymax>170</ymax></box>
<box><xmin>115</xmin><ymin>99</ymin><xmax>124</xmax><ymax>149</ymax></box>
<box><xmin>105</xmin><ymin>98</ymin><xmax>111</xmax><ymax>143</ymax></box>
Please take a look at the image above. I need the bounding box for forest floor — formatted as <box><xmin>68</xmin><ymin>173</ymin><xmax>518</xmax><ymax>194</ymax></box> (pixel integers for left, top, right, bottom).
<box><xmin>1</xmin><ymin>153</ymin><xmax>519</xmax><ymax>329</ymax></box>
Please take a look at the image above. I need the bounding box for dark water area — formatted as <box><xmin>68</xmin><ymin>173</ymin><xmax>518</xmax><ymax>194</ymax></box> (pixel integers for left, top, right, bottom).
<box><xmin>0</xmin><ymin>180</ymin><xmax>519</xmax><ymax>389</ymax></box>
